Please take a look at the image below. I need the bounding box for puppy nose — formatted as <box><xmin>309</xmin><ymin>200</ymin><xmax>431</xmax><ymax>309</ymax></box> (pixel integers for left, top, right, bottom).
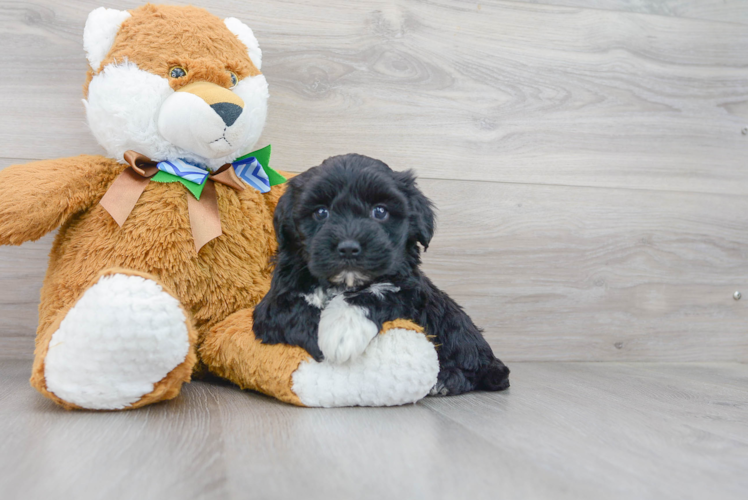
<box><xmin>337</xmin><ymin>240</ymin><xmax>361</xmax><ymax>258</ymax></box>
<box><xmin>210</xmin><ymin>102</ymin><xmax>242</xmax><ymax>127</ymax></box>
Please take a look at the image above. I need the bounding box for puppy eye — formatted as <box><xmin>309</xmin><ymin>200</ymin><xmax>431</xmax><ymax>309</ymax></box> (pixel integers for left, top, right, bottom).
<box><xmin>170</xmin><ymin>66</ymin><xmax>187</xmax><ymax>78</ymax></box>
<box><xmin>228</xmin><ymin>71</ymin><xmax>238</xmax><ymax>88</ymax></box>
<box><xmin>313</xmin><ymin>207</ymin><xmax>329</xmax><ymax>221</ymax></box>
<box><xmin>371</xmin><ymin>206</ymin><xmax>389</xmax><ymax>221</ymax></box>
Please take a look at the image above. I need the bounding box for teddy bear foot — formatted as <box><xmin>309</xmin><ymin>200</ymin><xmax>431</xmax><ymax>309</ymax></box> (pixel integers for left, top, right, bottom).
<box><xmin>31</xmin><ymin>270</ymin><xmax>197</xmax><ymax>410</ymax></box>
<box><xmin>291</xmin><ymin>321</ymin><xmax>440</xmax><ymax>408</ymax></box>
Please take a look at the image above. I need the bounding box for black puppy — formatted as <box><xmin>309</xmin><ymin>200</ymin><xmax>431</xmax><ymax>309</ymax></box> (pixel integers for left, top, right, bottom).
<box><xmin>253</xmin><ymin>154</ymin><xmax>509</xmax><ymax>395</ymax></box>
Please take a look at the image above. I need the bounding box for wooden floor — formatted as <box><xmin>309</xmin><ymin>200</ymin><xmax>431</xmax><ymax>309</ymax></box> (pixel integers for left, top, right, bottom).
<box><xmin>0</xmin><ymin>2</ymin><xmax>746</xmax><ymax>498</ymax></box>
<box><xmin>1</xmin><ymin>359</ymin><xmax>746</xmax><ymax>500</ymax></box>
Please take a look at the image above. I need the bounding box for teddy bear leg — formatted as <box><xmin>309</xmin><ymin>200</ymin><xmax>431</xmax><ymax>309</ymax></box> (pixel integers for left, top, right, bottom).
<box><xmin>292</xmin><ymin>319</ymin><xmax>439</xmax><ymax>407</ymax></box>
<box><xmin>201</xmin><ymin>313</ymin><xmax>439</xmax><ymax>408</ymax></box>
<box><xmin>30</xmin><ymin>268</ymin><xmax>197</xmax><ymax>410</ymax></box>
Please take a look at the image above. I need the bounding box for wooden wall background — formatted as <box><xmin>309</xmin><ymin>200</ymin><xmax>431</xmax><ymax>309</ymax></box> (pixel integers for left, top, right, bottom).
<box><xmin>0</xmin><ymin>0</ymin><xmax>746</xmax><ymax>362</ymax></box>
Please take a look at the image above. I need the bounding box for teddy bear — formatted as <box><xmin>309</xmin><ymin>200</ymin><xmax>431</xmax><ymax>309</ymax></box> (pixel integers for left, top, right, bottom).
<box><xmin>0</xmin><ymin>4</ymin><xmax>439</xmax><ymax>410</ymax></box>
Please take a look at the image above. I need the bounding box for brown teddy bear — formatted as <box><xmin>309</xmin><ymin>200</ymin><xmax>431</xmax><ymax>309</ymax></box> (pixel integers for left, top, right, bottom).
<box><xmin>0</xmin><ymin>4</ymin><xmax>438</xmax><ymax>410</ymax></box>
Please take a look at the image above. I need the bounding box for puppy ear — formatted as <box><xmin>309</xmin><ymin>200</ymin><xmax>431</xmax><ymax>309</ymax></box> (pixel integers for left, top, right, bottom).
<box><xmin>395</xmin><ymin>170</ymin><xmax>436</xmax><ymax>250</ymax></box>
<box><xmin>273</xmin><ymin>180</ymin><xmax>299</xmax><ymax>251</ymax></box>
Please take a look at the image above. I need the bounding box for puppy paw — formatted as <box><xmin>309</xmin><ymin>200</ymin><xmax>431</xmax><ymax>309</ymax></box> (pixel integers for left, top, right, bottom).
<box><xmin>479</xmin><ymin>358</ymin><xmax>511</xmax><ymax>391</ymax></box>
<box><xmin>430</xmin><ymin>359</ymin><xmax>511</xmax><ymax>396</ymax></box>
<box><xmin>429</xmin><ymin>381</ymin><xmax>450</xmax><ymax>397</ymax></box>
<box><xmin>429</xmin><ymin>367</ymin><xmax>473</xmax><ymax>397</ymax></box>
<box><xmin>317</xmin><ymin>294</ymin><xmax>378</xmax><ymax>364</ymax></box>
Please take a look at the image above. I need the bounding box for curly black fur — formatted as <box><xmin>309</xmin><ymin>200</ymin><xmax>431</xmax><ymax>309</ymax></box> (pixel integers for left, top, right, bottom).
<box><xmin>253</xmin><ymin>154</ymin><xmax>509</xmax><ymax>395</ymax></box>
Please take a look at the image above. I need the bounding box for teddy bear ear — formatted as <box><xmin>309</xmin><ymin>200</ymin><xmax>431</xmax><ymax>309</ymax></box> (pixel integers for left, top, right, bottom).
<box><xmin>83</xmin><ymin>7</ymin><xmax>131</xmax><ymax>72</ymax></box>
<box><xmin>224</xmin><ymin>18</ymin><xmax>262</xmax><ymax>71</ymax></box>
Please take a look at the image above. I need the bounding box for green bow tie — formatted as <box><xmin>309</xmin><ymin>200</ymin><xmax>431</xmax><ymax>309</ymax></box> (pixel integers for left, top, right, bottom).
<box><xmin>151</xmin><ymin>144</ymin><xmax>285</xmax><ymax>199</ymax></box>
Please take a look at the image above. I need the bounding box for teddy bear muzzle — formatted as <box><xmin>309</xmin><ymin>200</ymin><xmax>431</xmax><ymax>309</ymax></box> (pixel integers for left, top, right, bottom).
<box><xmin>157</xmin><ymin>81</ymin><xmax>249</xmax><ymax>159</ymax></box>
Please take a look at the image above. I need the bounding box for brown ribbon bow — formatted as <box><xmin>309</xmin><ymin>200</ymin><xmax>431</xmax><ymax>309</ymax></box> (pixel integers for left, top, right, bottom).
<box><xmin>99</xmin><ymin>150</ymin><xmax>247</xmax><ymax>253</ymax></box>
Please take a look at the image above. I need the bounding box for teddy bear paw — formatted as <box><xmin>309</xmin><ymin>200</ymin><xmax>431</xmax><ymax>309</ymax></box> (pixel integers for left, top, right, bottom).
<box><xmin>291</xmin><ymin>325</ymin><xmax>439</xmax><ymax>407</ymax></box>
<box><xmin>43</xmin><ymin>273</ymin><xmax>192</xmax><ymax>410</ymax></box>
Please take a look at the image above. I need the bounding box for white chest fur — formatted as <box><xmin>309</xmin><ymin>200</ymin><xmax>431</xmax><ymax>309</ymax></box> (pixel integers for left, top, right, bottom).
<box><xmin>302</xmin><ymin>284</ymin><xmax>400</xmax><ymax>364</ymax></box>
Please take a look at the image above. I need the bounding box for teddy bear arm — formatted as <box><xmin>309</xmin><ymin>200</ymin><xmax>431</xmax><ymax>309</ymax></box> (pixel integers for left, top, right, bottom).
<box><xmin>199</xmin><ymin>308</ymin><xmax>313</xmax><ymax>406</ymax></box>
<box><xmin>201</xmin><ymin>309</ymin><xmax>439</xmax><ymax>408</ymax></box>
<box><xmin>0</xmin><ymin>155</ymin><xmax>120</xmax><ymax>245</ymax></box>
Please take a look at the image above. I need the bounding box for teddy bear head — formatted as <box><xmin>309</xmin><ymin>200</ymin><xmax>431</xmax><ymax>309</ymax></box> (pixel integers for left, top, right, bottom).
<box><xmin>83</xmin><ymin>4</ymin><xmax>268</xmax><ymax>171</ymax></box>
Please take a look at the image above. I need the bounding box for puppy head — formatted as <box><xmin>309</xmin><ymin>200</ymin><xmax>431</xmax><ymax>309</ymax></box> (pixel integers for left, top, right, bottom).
<box><xmin>275</xmin><ymin>154</ymin><xmax>435</xmax><ymax>287</ymax></box>
<box><xmin>82</xmin><ymin>5</ymin><xmax>268</xmax><ymax>171</ymax></box>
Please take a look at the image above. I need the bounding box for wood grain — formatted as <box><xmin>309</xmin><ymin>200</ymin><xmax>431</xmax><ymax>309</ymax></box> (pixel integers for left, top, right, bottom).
<box><xmin>0</xmin><ymin>1</ymin><xmax>747</xmax><ymax>362</ymax></box>
<box><xmin>422</xmin><ymin>361</ymin><xmax>748</xmax><ymax>500</ymax></box>
<box><xmin>0</xmin><ymin>1</ymin><xmax>747</xmax><ymax>194</ymax></box>
<box><xmin>419</xmin><ymin>178</ymin><xmax>748</xmax><ymax>362</ymax></box>
<box><xmin>1</xmin><ymin>359</ymin><xmax>746</xmax><ymax>500</ymax></box>
<box><xmin>1</xmin><ymin>176</ymin><xmax>745</xmax><ymax>362</ymax></box>
<box><xmin>0</xmin><ymin>232</ymin><xmax>50</xmax><ymax>360</ymax></box>
<box><xmin>510</xmin><ymin>0</ymin><xmax>748</xmax><ymax>25</ymax></box>
<box><xmin>0</xmin><ymin>360</ymin><xmax>229</xmax><ymax>500</ymax></box>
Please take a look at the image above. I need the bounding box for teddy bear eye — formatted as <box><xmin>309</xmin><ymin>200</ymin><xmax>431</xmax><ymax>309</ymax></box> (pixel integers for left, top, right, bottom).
<box><xmin>170</xmin><ymin>66</ymin><xmax>187</xmax><ymax>78</ymax></box>
<box><xmin>313</xmin><ymin>207</ymin><xmax>329</xmax><ymax>221</ymax></box>
<box><xmin>228</xmin><ymin>71</ymin><xmax>238</xmax><ymax>87</ymax></box>
<box><xmin>371</xmin><ymin>206</ymin><xmax>389</xmax><ymax>221</ymax></box>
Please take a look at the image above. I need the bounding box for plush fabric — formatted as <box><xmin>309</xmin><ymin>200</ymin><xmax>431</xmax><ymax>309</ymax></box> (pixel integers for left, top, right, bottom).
<box><xmin>0</xmin><ymin>3</ymin><xmax>439</xmax><ymax>410</ymax></box>
<box><xmin>83</xmin><ymin>5</ymin><xmax>269</xmax><ymax>171</ymax></box>
<box><xmin>200</xmin><ymin>308</ymin><xmax>311</xmax><ymax>406</ymax></box>
<box><xmin>290</xmin><ymin>320</ymin><xmax>439</xmax><ymax>408</ymax></box>
<box><xmin>41</xmin><ymin>269</ymin><xmax>194</xmax><ymax>410</ymax></box>
<box><xmin>83</xmin><ymin>7</ymin><xmax>132</xmax><ymax>72</ymax></box>
<box><xmin>83</xmin><ymin>5</ymin><xmax>260</xmax><ymax>96</ymax></box>
<box><xmin>3</xmin><ymin>154</ymin><xmax>286</xmax><ymax>407</ymax></box>
<box><xmin>29</xmin><ymin>268</ymin><xmax>199</xmax><ymax>411</ymax></box>
<box><xmin>199</xmin><ymin>316</ymin><xmax>438</xmax><ymax>408</ymax></box>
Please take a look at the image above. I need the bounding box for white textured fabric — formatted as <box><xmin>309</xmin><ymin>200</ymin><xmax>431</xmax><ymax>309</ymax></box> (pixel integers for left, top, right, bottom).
<box><xmin>224</xmin><ymin>17</ymin><xmax>262</xmax><ymax>70</ymax></box>
<box><xmin>84</xmin><ymin>62</ymin><xmax>269</xmax><ymax>171</ymax></box>
<box><xmin>83</xmin><ymin>7</ymin><xmax>131</xmax><ymax>71</ymax></box>
<box><xmin>44</xmin><ymin>274</ymin><xmax>191</xmax><ymax>410</ymax></box>
<box><xmin>292</xmin><ymin>328</ymin><xmax>439</xmax><ymax>408</ymax></box>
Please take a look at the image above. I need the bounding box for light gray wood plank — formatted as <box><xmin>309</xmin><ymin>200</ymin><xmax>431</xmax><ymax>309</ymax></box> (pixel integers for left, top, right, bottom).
<box><xmin>1</xmin><ymin>1</ymin><xmax>747</xmax><ymax>362</ymax></box>
<box><xmin>0</xmin><ymin>336</ymin><xmax>34</xmax><ymax>360</ymax></box>
<box><xmin>508</xmin><ymin>0</ymin><xmax>748</xmax><ymax>26</ymax></box>
<box><xmin>0</xmin><ymin>360</ymin><xmax>229</xmax><ymax>500</ymax></box>
<box><xmin>0</xmin><ymin>1</ymin><xmax>747</xmax><ymax>195</ymax></box>
<box><xmin>0</xmin><ymin>158</ymin><xmax>27</xmax><ymax>170</ymax></box>
<box><xmin>418</xmin><ymin>179</ymin><xmax>748</xmax><ymax>362</ymax></box>
<box><xmin>212</xmin><ymin>376</ymin><xmax>589</xmax><ymax>500</ymax></box>
<box><xmin>1</xmin><ymin>360</ymin><xmax>746</xmax><ymax>500</ymax></box>
<box><xmin>1</xmin><ymin>178</ymin><xmax>746</xmax><ymax>362</ymax></box>
<box><xmin>0</xmin><ymin>232</ymin><xmax>52</xmax><ymax>359</ymax></box>
<box><xmin>422</xmin><ymin>362</ymin><xmax>748</xmax><ymax>500</ymax></box>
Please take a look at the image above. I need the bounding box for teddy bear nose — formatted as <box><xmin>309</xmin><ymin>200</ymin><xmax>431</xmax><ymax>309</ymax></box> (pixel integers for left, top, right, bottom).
<box><xmin>210</xmin><ymin>102</ymin><xmax>243</xmax><ymax>127</ymax></box>
<box><xmin>337</xmin><ymin>240</ymin><xmax>361</xmax><ymax>258</ymax></box>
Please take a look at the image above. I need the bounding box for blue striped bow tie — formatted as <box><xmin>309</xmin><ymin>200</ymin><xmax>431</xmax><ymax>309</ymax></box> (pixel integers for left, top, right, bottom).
<box><xmin>156</xmin><ymin>157</ymin><xmax>270</xmax><ymax>196</ymax></box>
<box><xmin>102</xmin><ymin>146</ymin><xmax>285</xmax><ymax>253</ymax></box>
<box><xmin>151</xmin><ymin>144</ymin><xmax>284</xmax><ymax>200</ymax></box>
